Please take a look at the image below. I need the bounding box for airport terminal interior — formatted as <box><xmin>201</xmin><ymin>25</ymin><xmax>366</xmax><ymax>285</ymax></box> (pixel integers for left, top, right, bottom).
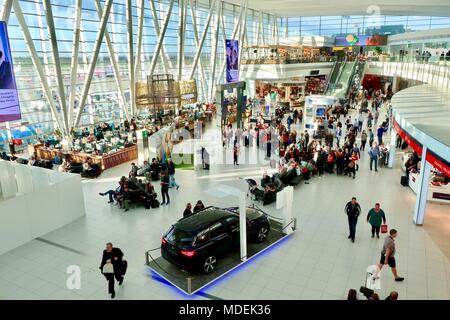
<box><xmin>0</xmin><ymin>0</ymin><xmax>450</xmax><ymax>301</ymax></box>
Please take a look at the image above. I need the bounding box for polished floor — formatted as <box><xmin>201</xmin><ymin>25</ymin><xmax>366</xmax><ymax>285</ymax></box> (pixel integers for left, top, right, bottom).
<box><xmin>1</xmin><ymin>107</ymin><xmax>449</xmax><ymax>300</ymax></box>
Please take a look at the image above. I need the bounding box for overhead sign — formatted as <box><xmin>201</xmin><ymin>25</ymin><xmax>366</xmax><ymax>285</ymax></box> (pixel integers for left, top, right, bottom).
<box><xmin>0</xmin><ymin>21</ymin><xmax>21</xmax><ymax>123</ymax></box>
<box><xmin>226</xmin><ymin>39</ymin><xmax>239</xmax><ymax>83</ymax></box>
<box><xmin>335</xmin><ymin>34</ymin><xmax>387</xmax><ymax>47</ymax></box>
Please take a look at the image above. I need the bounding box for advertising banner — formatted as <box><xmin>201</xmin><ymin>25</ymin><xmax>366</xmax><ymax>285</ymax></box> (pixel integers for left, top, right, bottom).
<box><xmin>335</xmin><ymin>34</ymin><xmax>387</xmax><ymax>47</ymax></box>
<box><xmin>226</xmin><ymin>39</ymin><xmax>239</xmax><ymax>83</ymax></box>
<box><xmin>0</xmin><ymin>21</ymin><xmax>21</xmax><ymax>123</ymax></box>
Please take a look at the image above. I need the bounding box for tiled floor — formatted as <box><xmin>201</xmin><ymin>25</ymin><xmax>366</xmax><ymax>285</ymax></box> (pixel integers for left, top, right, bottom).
<box><xmin>1</xmin><ymin>106</ymin><xmax>449</xmax><ymax>300</ymax></box>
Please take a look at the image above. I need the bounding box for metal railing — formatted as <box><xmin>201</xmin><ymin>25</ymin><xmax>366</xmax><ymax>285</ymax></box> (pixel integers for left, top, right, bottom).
<box><xmin>241</xmin><ymin>56</ymin><xmax>337</xmax><ymax>65</ymax></box>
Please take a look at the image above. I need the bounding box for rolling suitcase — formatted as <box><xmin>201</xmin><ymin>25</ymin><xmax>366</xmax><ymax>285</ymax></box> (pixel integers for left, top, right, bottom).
<box><xmin>400</xmin><ymin>176</ymin><xmax>408</xmax><ymax>186</ymax></box>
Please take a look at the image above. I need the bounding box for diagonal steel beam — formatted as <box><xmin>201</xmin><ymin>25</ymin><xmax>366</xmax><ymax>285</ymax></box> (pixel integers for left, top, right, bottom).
<box><xmin>238</xmin><ymin>0</ymin><xmax>248</xmax><ymax>68</ymax></box>
<box><xmin>260</xmin><ymin>11</ymin><xmax>265</xmax><ymax>45</ymax></box>
<box><xmin>208</xmin><ymin>1</ymin><xmax>222</xmax><ymax>101</ymax></box>
<box><xmin>0</xmin><ymin>0</ymin><xmax>12</xmax><ymax>23</ymax></box>
<box><xmin>126</xmin><ymin>0</ymin><xmax>135</xmax><ymax>117</ymax></box>
<box><xmin>74</xmin><ymin>0</ymin><xmax>113</xmax><ymax>127</ymax></box>
<box><xmin>188</xmin><ymin>0</ymin><xmax>218</xmax><ymax>79</ymax></box>
<box><xmin>188</xmin><ymin>0</ymin><xmax>208</xmax><ymax>99</ymax></box>
<box><xmin>43</xmin><ymin>0</ymin><xmax>69</xmax><ymax>135</ymax></box>
<box><xmin>68</xmin><ymin>0</ymin><xmax>82</xmax><ymax>127</ymax></box>
<box><xmin>148</xmin><ymin>0</ymin><xmax>169</xmax><ymax>74</ymax></box>
<box><xmin>177</xmin><ymin>0</ymin><xmax>185</xmax><ymax>81</ymax></box>
<box><xmin>149</xmin><ymin>0</ymin><xmax>175</xmax><ymax>75</ymax></box>
<box><xmin>11</xmin><ymin>1</ymin><xmax>64</xmax><ymax>133</ymax></box>
<box><xmin>93</xmin><ymin>0</ymin><xmax>130</xmax><ymax>122</ymax></box>
<box><xmin>134</xmin><ymin>0</ymin><xmax>145</xmax><ymax>80</ymax></box>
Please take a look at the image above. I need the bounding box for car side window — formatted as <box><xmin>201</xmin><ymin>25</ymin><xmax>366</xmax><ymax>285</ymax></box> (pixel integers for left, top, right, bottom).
<box><xmin>225</xmin><ymin>217</ymin><xmax>239</xmax><ymax>231</ymax></box>
<box><xmin>209</xmin><ymin>222</ymin><xmax>225</xmax><ymax>239</ymax></box>
<box><xmin>195</xmin><ymin>231</ymin><xmax>209</xmax><ymax>245</ymax></box>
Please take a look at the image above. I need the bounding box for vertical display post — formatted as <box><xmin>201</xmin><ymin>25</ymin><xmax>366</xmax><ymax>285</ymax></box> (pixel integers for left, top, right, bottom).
<box><xmin>388</xmin><ymin>128</ymin><xmax>396</xmax><ymax>168</ymax></box>
<box><xmin>136</xmin><ymin>129</ymin><xmax>149</xmax><ymax>166</ymax></box>
<box><xmin>413</xmin><ymin>146</ymin><xmax>431</xmax><ymax>226</ymax></box>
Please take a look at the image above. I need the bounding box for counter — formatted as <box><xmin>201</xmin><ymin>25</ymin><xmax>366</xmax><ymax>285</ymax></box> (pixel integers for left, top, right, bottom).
<box><xmin>33</xmin><ymin>144</ymin><xmax>138</xmax><ymax>171</ymax></box>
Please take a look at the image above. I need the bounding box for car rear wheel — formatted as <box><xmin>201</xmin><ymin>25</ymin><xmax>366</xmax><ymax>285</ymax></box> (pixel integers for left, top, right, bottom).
<box><xmin>203</xmin><ymin>255</ymin><xmax>217</xmax><ymax>273</ymax></box>
<box><xmin>257</xmin><ymin>226</ymin><xmax>269</xmax><ymax>242</ymax></box>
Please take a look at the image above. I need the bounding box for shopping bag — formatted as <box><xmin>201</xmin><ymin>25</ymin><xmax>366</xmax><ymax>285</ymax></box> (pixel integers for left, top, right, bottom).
<box><xmin>380</xmin><ymin>224</ymin><xmax>388</xmax><ymax>234</ymax></box>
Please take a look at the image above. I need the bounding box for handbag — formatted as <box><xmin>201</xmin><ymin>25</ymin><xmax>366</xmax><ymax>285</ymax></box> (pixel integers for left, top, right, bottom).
<box><xmin>380</xmin><ymin>224</ymin><xmax>388</xmax><ymax>234</ymax></box>
<box><xmin>102</xmin><ymin>261</ymin><xmax>114</xmax><ymax>274</ymax></box>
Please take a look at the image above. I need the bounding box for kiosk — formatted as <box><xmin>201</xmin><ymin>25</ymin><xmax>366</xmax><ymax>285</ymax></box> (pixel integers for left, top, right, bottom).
<box><xmin>304</xmin><ymin>95</ymin><xmax>336</xmax><ymax>136</ymax></box>
<box><xmin>216</xmin><ymin>81</ymin><xmax>247</xmax><ymax>129</ymax></box>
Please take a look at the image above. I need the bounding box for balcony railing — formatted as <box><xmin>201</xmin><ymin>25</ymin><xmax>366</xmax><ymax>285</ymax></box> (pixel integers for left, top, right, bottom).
<box><xmin>241</xmin><ymin>56</ymin><xmax>337</xmax><ymax>65</ymax></box>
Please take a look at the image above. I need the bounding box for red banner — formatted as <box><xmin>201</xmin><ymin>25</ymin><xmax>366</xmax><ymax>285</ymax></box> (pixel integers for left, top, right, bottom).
<box><xmin>393</xmin><ymin>119</ymin><xmax>450</xmax><ymax>178</ymax></box>
<box><xmin>426</xmin><ymin>151</ymin><xmax>450</xmax><ymax>178</ymax></box>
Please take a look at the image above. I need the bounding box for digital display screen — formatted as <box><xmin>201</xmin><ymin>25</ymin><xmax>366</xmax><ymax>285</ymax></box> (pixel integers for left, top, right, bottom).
<box><xmin>335</xmin><ymin>34</ymin><xmax>387</xmax><ymax>47</ymax></box>
<box><xmin>226</xmin><ymin>39</ymin><xmax>239</xmax><ymax>83</ymax></box>
<box><xmin>0</xmin><ymin>22</ymin><xmax>21</xmax><ymax>123</ymax></box>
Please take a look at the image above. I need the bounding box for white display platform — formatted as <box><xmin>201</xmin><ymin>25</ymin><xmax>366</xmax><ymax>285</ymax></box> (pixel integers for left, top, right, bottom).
<box><xmin>0</xmin><ymin>160</ymin><xmax>86</xmax><ymax>255</ymax></box>
<box><xmin>409</xmin><ymin>172</ymin><xmax>450</xmax><ymax>204</ymax></box>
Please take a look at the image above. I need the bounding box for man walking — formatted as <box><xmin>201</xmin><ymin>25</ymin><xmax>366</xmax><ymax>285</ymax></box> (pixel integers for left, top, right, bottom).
<box><xmin>99</xmin><ymin>242</ymin><xmax>125</xmax><ymax>299</ymax></box>
<box><xmin>345</xmin><ymin>197</ymin><xmax>362</xmax><ymax>242</ymax></box>
<box><xmin>367</xmin><ymin>203</ymin><xmax>386</xmax><ymax>238</ymax></box>
<box><xmin>368</xmin><ymin>142</ymin><xmax>380</xmax><ymax>172</ymax></box>
<box><xmin>374</xmin><ymin>229</ymin><xmax>404</xmax><ymax>282</ymax></box>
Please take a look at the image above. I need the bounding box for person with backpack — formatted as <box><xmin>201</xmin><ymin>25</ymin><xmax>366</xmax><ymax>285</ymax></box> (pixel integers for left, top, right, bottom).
<box><xmin>367</xmin><ymin>203</ymin><xmax>386</xmax><ymax>238</ymax></box>
<box><xmin>99</xmin><ymin>242</ymin><xmax>126</xmax><ymax>299</ymax></box>
<box><xmin>369</xmin><ymin>142</ymin><xmax>380</xmax><ymax>172</ymax></box>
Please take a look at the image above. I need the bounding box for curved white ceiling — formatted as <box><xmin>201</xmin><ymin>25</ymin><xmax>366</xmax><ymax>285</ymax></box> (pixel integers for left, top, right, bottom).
<box><xmin>222</xmin><ymin>0</ymin><xmax>450</xmax><ymax>17</ymax></box>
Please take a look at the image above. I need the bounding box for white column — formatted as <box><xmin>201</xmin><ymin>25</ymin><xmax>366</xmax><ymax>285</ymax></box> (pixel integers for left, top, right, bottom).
<box><xmin>413</xmin><ymin>146</ymin><xmax>431</xmax><ymax>226</ymax></box>
<box><xmin>216</xmin><ymin>184</ymin><xmax>247</xmax><ymax>262</ymax></box>
<box><xmin>388</xmin><ymin>126</ymin><xmax>396</xmax><ymax>168</ymax></box>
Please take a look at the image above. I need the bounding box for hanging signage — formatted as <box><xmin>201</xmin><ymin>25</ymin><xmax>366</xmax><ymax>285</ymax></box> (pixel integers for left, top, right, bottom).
<box><xmin>0</xmin><ymin>21</ymin><xmax>21</xmax><ymax>123</ymax></box>
<box><xmin>335</xmin><ymin>34</ymin><xmax>387</xmax><ymax>47</ymax></box>
<box><xmin>226</xmin><ymin>39</ymin><xmax>239</xmax><ymax>83</ymax></box>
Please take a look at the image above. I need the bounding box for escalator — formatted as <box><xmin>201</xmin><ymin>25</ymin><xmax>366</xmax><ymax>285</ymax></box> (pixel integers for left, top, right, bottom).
<box><xmin>325</xmin><ymin>59</ymin><xmax>366</xmax><ymax>99</ymax></box>
<box><xmin>324</xmin><ymin>61</ymin><xmax>343</xmax><ymax>94</ymax></box>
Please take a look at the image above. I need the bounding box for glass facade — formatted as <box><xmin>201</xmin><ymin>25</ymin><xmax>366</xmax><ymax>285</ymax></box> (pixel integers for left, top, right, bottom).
<box><xmin>0</xmin><ymin>0</ymin><xmax>277</xmax><ymax>152</ymax></box>
<box><xmin>283</xmin><ymin>15</ymin><xmax>450</xmax><ymax>38</ymax></box>
<box><xmin>1</xmin><ymin>0</ymin><xmax>450</xmax><ymax>154</ymax></box>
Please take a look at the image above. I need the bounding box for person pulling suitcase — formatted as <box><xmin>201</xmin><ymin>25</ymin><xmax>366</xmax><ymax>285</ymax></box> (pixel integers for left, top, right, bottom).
<box><xmin>99</xmin><ymin>242</ymin><xmax>127</xmax><ymax>299</ymax></box>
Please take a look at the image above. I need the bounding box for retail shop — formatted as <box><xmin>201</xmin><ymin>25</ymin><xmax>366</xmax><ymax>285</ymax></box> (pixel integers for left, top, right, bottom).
<box><xmin>390</xmin><ymin>85</ymin><xmax>450</xmax><ymax>225</ymax></box>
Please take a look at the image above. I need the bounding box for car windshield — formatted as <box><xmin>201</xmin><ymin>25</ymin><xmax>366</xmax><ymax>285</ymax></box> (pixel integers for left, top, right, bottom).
<box><xmin>166</xmin><ymin>226</ymin><xmax>194</xmax><ymax>246</ymax></box>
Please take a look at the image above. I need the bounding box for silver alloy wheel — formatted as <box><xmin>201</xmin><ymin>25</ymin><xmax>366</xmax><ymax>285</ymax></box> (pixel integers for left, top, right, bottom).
<box><xmin>258</xmin><ymin>227</ymin><xmax>268</xmax><ymax>242</ymax></box>
<box><xmin>204</xmin><ymin>256</ymin><xmax>217</xmax><ymax>273</ymax></box>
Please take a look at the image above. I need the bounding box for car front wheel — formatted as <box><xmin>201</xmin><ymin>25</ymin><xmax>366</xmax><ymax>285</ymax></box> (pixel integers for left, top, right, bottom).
<box><xmin>257</xmin><ymin>225</ymin><xmax>269</xmax><ymax>242</ymax></box>
<box><xmin>203</xmin><ymin>255</ymin><xmax>217</xmax><ymax>273</ymax></box>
